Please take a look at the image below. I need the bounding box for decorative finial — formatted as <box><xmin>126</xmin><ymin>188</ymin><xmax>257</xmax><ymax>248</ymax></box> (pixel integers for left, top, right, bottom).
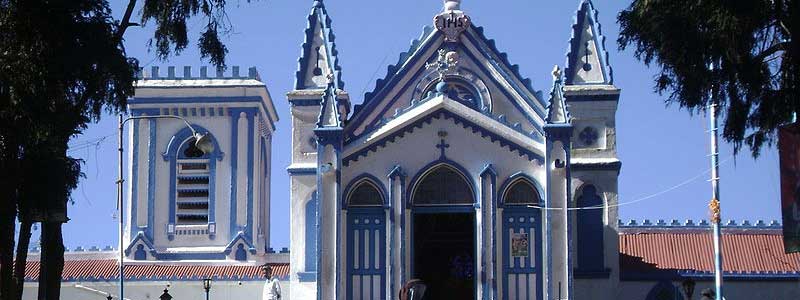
<box><xmin>426</xmin><ymin>49</ymin><xmax>459</xmax><ymax>81</ymax></box>
<box><xmin>444</xmin><ymin>0</ymin><xmax>461</xmax><ymax>11</ymax></box>
<box><xmin>552</xmin><ymin>65</ymin><xmax>562</xmax><ymax>81</ymax></box>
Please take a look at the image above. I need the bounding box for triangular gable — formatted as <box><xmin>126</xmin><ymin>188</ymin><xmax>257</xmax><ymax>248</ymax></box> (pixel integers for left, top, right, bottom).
<box><xmin>346</xmin><ymin>22</ymin><xmax>549</xmax><ymax>140</ymax></box>
<box><xmin>124</xmin><ymin>231</ymin><xmax>156</xmax><ymax>257</ymax></box>
<box><xmin>565</xmin><ymin>0</ymin><xmax>613</xmax><ymax>85</ymax></box>
<box><xmin>224</xmin><ymin>231</ymin><xmax>258</xmax><ymax>255</ymax></box>
<box><xmin>343</xmin><ymin>94</ymin><xmax>545</xmax><ymax>167</ymax></box>
<box><xmin>294</xmin><ymin>0</ymin><xmax>345</xmax><ymax>91</ymax></box>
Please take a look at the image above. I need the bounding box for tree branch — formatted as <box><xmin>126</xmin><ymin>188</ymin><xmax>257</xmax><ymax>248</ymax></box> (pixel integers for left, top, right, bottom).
<box><xmin>755</xmin><ymin>41</ymin><xmax>790</xmax><ymax>62</ymax></box>
<box><xmin>116</xmin><ymin>0</ymin><xmax>138</xmax><ymax>43</ymax></box>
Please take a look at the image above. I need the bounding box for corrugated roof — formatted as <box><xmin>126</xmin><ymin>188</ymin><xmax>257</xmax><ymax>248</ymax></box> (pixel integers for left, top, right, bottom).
<box><xmin>23</xmin><ymin>260</ymin><xmax>289</xmax><ymax>282</ymax></box>
<box><xmin>620</xmin><ymin>230</ymin><xmax>800</xmax><ymax>279</ymax></box>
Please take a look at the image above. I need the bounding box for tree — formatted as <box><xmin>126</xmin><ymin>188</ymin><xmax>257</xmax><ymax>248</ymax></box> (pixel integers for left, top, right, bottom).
<box><xmin>0</xmin><ymin>0</ymin><xmax>238</xmax><ymax>299</ymax></box>
<box><xmin>617</xmin><ymin>0</ymin><xmax>798</xmax><ymax>157</ymax></box>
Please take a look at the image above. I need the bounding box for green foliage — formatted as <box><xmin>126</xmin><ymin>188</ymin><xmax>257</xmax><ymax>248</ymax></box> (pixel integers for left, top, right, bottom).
<box><xmin>141</xmin><ymin>0</ymin><xmax>243</xmax><ymax>68</ymax></box>
<box><xmin>618</xmin><ymin>0</ymin><xmax>799</xmax><ymax>157</ymax></box>
<box><xmin>0</xmin><ymin>0</ymin><xmax>240</xmax><ymax>298</ymax></box>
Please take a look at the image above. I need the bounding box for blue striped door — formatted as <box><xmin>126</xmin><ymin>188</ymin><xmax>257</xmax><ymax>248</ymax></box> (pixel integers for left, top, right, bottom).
<box><xmin>347</xmin><ymin>208</ymin><xmax>386</xmax><ymax>300</ymax></box>
<box><xmin>502</xmin><ymin>208</ymin><xmax>542</xmax><ymax>300</ymax></box>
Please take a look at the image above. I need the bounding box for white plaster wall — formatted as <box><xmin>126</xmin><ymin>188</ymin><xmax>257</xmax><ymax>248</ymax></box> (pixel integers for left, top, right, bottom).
<box><xmin>342</xmin><ymin>115</ymin><xmax>549</xmax><ymax>298</ymax></box>
<box><xmin>289</xmin><ymin>174</ymin><xmax>317</xmax><ymax>298</ymax></box>
<box><xmin>23</xmin><ymin>280</ymin><xmax>291</xmax><ymax>300</ymax></box>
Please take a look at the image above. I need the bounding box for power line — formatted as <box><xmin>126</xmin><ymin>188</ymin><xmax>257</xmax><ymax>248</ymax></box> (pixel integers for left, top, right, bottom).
<box><xmin>527</xmin><ymin>155</ymin><xmax>735</xmax><ymax>211</ymax></box>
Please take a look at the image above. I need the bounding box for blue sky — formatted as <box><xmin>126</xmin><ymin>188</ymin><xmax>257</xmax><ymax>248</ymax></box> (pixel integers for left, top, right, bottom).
<box><xmin>51</xmin><ymin>0</ymin><xmax>780</xmax><ymax>251</ymax></box>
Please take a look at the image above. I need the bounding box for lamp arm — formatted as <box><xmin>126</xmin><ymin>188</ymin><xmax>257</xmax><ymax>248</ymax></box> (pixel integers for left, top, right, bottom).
<box><xmin>121</xmin><ymin>115</ymin><xmax>199</xmax><ymax>135</ymax></box>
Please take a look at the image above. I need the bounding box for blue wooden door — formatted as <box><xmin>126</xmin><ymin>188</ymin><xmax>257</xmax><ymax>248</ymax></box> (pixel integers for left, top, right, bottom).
<box><xmin>347</xmin><ymin>208</ymin><xmax>386</xmax><ymax>300</ymax></box>
<box><xmin>502</xmin><ymin>208</ymin><xmax>542</xmax><ymax>300</ymax></box>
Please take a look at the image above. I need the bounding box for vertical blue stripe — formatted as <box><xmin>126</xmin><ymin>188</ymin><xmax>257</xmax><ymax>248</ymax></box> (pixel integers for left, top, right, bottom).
<box><xmin>246</xmin><ymin>112</ymin><xmax>255</xmax><ymax>240</ymax></box>
<box><xmin>229</xmin><ymin>110</ymin><xmax>239</xmax><ymax>238</ymax></box>
<box><xmin>147</xmin><ymin>119</ymin><xmax>157</xmax><ymax>240</ymax></box>
<box><xmin>130</xmin><ymin>119</ymin><xmax>140</xmax><ymax>239</ymax></box>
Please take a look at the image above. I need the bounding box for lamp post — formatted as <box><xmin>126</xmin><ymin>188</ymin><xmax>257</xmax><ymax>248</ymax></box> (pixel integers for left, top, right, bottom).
<box><xmin>117</xmin><ymin>114</ymin><xmax>215</xmax><ymax>300</ymax></box>
<box><xmin>202</xmin><ymin>278</ymin><xmax>212</xmax><ymax>300</ymax></box>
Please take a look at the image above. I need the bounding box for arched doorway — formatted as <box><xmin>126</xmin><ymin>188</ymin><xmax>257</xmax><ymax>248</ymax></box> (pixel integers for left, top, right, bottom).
<box><xmin>500</xmin><ymin>176</ymin><xmax>542</xmax><ymax>300</ymax></box>
<box><xmin>410</xmin><ymin>164</ymin><xmax>476</xmax><ymax>299</ymax></box>
<box><xmin>345</xmin><ymin>179</ymin><xmax>386</xmax><ymax>300</ymax></box>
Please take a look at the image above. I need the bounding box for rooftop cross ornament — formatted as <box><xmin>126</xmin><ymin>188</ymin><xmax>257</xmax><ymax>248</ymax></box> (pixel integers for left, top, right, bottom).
<box><xmin>436</xmin><ymin>130</ymin><xmax>450</xmax><ymax>158</ymax></box>
<box><xmin>426</xmin><ymin>49</ymin><xmax>459</xmax><ymax>81</ymax></box>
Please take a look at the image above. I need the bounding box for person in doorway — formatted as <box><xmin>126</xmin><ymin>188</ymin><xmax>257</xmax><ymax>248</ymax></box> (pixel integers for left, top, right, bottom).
<box><xmin>261</xmin><ymin>264</ymin><xmax>282</xmax><ymax>300</ymax></box>
<box><xmin>399</xmin><ymin>279</ymin><xmax>427</xmax><ymax>300</ymax></box>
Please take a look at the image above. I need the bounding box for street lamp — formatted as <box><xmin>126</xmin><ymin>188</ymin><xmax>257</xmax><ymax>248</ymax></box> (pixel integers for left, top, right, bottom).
<box><xmin>202</xmin><ymin>278</ymin><xmax>212</xmax><ymax>300</ymax></box>
<box><xmin>116</xmin><ymin>114</ymin><xmax>214</xmax><ymax>300</ymax></box>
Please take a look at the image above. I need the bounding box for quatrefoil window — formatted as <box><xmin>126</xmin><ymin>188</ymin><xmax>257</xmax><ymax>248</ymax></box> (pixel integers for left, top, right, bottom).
<box><xmin>579</xmin><ymin>126</ymin><xmax>599</xmax><ymax>147</ymax></box>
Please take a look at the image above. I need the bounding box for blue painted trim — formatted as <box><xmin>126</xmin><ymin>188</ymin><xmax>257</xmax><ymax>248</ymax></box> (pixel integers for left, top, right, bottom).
<box><xmin>570</xmin><ymin>161</ymin><xmax>621</xmax><ymax>172</ymax></box>
<box><xmin>228</xmin><ymin>108</ymin><xmax>257</xmax><ymax>238</ymax></box>
<box><xmin>575</xmin><ymin>184</ymin><xmax>605</xmax><ymax>272</ymax></box>
<box><xmin>459</xmin><ymin>37</ymin><xmax>546</xmax><ymax>123</ymax></box>
<box><xmin>147</xmin><ymin>119</ymin><xmax>157</xmax><ymax>240</ymax></box>
<box><xmin>348</xmin><ymin>29</ymin><xmax>441</xmax><ymax>129</ymax></box>
<box><xmin>294</xmin><ymin>0</ymin><xmax>346</xmax><ymax>91</ymax></box>
<box><xmin>479</xmin><ymin>164</ymin><xmax>497</xmax><ymax>300</ymax></box>
<box><xmin>298</xmin><ymin>272</ymin><xmax>317</xmax><ymax>282</ymax></box>
<box><xmin>124</xmin><ymin>231</ymin><xmax>157</xmax><ymax>257</ymax></box>
<box><xmin>305</xmin><ymin>192</ymin><xmax>318</xmax><ymax>273</ymax></box>
<box><xmin>346</xmin><ymin>208</ymin><xmax>387</xmax><ymax>300</ymax></box>
<box><xmin>130</xmin><ymin>118</ymin><xmax>141</xmax><ymax>240</ymax></box>
<box><xmin>130</xmin><ymin>97</ymin><xmax>276</xmax><ymax>130</ymax></box>
<box><xmin>287</xmin><ymin>167</ymin><xmax>317</xmax><ymax>176</ymax></box>
<box><xmin>246</xmin><ymin>111</ymin><xmax>255</xmax><ymax>241</ymax></box>
<box><xmin>129</xmin><ymin>108</ymin><xmax>162</xmax><ymax>116</ymax></box>
<box><xmin>342</xmin><ymin>173</ymin><xmax>388</xmax><ymax>209</ymax></box>
<box><xmin>501</xmin><ymin>208</ymin><xmax>544</xmax><ymax>300</ymax></box>
<box><xmin>343</xmin><ymin>110</ymin><xmax>545</xmax><ymax>167</ymax></box>
<box><xmin>497</xmin><ymin>172</ymin><xmax>545</xmax><ymax>207</ymax></box>
<box><xmin>162</xmin><ymin>124</ymin><xmax>222</xmax><ymax>238</ymax></box>
<box><xmin>224</xmin><ymin>231</ymin><xmax>258</xmax><ymax>255</ymax></box>
<box><xmin>387</xmin><ymin>165</ymin><xmax>407</xmax><ymax>294</ymax></box>
<box><xmin>405</xmin><ymin>159</ymin><xmax>477</xmax><ymax>208</ymax></box>
<box><xmin>565</xmin><ymin>94</ymin><xmax>619</xmax><ymax>102</ymax></box>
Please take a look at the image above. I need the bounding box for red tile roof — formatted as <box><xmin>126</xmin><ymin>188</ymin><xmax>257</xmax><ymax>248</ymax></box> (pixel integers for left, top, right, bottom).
<box><xmin>620</xmin><ymin>229</ymin><xmax>800</xmax><ymax>279</ymax></box>
<box><xmin>23</xmin><ymin>259</ymin><xmax>289</xmax><ymax>282</ymax></box>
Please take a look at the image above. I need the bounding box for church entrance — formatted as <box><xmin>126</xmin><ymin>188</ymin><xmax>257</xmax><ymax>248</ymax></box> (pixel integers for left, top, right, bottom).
<box><xmin>409</xmin><ymin>163</ymin><xmax>477</xmax><ymax>299</ymax></box>
<box><xmin>412</xmin><ymin>211</ymin><xmax>475</xmax><ymax>299</ymax></box>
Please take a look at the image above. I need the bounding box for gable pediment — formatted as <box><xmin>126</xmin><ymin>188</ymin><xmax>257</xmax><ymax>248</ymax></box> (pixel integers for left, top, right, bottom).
<box><xmin>346</xmin><ymin>24</ymin><xmax>550</xmax><ymax>142</ymax></box>
<box><xmin>343</xmin><ymin>94</ymin><xmax>545</xmax><ymax>166</ymax></box>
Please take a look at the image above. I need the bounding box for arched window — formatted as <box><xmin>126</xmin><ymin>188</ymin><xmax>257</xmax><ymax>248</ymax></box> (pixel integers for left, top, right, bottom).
<box><xmin>503</xmin><ymin>179</ymin><xmax>540</xmax><ymax>205</ymax></box>
<box><xmin>175</xmin><ymin>137</ymin><xmax>211</xmax><ymax>225</ymax></box>
<box><xmin>645</xmin><ymin>281</ymin><xmax>684</xmax><ymax>300</ymax></box>
<box><xmin>577</xmin><ymin>184</ymin><xmax>605</xmax><ymax>272</ymax></box>
<box><xmin>413</xmin><ymin>165</ymin><xmax>473</xmax><ymax>205</ymax></box>
<box><xmin>348</xmin><ymin>180</ymin><xmax>383</xmax><ymax>206</ymax></box>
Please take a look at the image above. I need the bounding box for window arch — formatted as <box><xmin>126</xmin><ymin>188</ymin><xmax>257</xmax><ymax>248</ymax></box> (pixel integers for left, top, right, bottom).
<box><xmin>645</xmin><ymin>281</ymin><xmax>684</xmax><ymax>300</ymax></box>
<box><xmin>163</xmin><ymin>124</ymin><xmax>222</xmax><ymax>237</ymax></box>
<box><xmin>347</xmin><ymin>180</ymin><xmax>384</xmax><ymax>207</ymax></box>
<box><xmin>175</xmin><ymin>137</ymin><xmax>212</xmax><ymax>225</ymax></box>
<box><xmin>576</xmin><ymin>184</ymin><xmax>605</xmax><ymax>272</ymax></box>
<box><xmin>413</xmin><ymin>164</ymin><xmax>474</xmax><ymax>205</ymax></box>
<box><xmin>503</xmin><ymin>178</ymin><xmax>541</xmax><ymax>205</ymax></box>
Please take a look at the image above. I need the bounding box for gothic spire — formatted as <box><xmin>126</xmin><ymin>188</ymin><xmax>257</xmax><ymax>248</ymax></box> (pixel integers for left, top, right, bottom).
<box><xmin>546</xmin><ymin>66</ymin><xmax>570</xmax><ymax>124</ymax></box>
<box><xmin>294</xmin><ymin>0</ymin><xmax>345</xmax><ymax>91</ymax></box>
<box><xmin>564</xmin><ymin>0</ymin><xmax>613</xmax><ymax>85</ymax></box>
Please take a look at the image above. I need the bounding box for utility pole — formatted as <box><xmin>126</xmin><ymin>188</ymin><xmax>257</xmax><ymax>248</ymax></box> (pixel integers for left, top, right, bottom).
<box><xmin>707</xmin><ymin>63</ymin><xmax>724</xmax><ymax>300</ymax></box>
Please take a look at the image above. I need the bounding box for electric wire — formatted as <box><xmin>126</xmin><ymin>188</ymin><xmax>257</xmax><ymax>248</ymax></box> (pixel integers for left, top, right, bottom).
<box><xmin>527</xmin><ymin>155</ymin><xmax>736</xmax><ymax>211</ymax></box>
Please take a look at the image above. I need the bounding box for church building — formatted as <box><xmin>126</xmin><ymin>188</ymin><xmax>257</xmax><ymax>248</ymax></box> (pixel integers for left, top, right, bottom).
<box><xmin>19</xmin><ymin>1</ymin><xmax>800</xmax><ymax>300</ymax></box>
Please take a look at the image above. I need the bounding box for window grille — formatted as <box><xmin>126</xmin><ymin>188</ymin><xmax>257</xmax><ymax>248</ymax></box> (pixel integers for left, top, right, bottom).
<box><xmin>176</xmin><ymin>141</ymin><xmax>211</xmax><ymax>225</ymax></box>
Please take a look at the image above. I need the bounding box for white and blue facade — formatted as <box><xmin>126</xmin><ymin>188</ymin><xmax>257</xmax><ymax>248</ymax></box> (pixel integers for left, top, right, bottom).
<box><xmin>124</xmin><ymin>65</ymin><xmax>279</xmax><ymax>263</ymax></box>
<box><xmin>287</xmin><ymin>1</ymin><xmax>620</xmax><ymax>299</ymax></box>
